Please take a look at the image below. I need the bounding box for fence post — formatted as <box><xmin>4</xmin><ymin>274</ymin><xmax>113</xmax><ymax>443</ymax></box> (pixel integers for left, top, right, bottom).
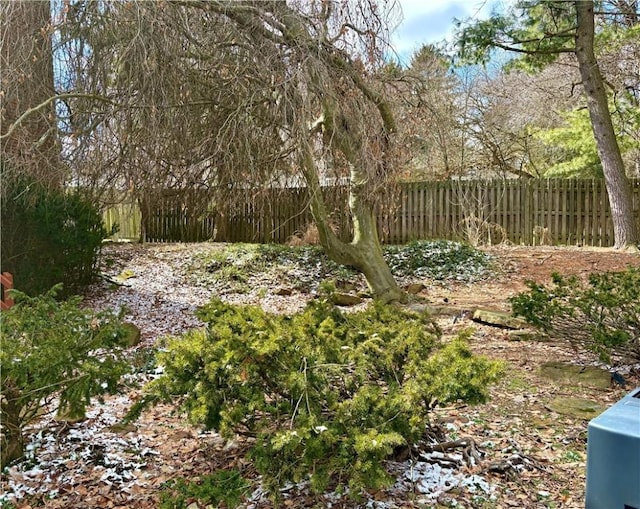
<box><xmin>1</xmin><ymin>272</ymin><xmax>14</xmax><ymax>310</ymax></box>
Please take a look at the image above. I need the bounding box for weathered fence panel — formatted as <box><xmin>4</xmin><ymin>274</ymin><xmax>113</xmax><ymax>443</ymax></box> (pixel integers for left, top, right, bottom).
<box><xmin>139</xmin><ymin>189</ymin><xmax>216</xmax><ymax>243</ymax></box>
<box><xmin>104</xmin><ymin>200</ymin><xmax>141</xmax><ymax>241</ymax></box>
<box><xmin>103</xmin><ymin>178</ymin><xmax>640</xmax><ymax>247</ymax></box>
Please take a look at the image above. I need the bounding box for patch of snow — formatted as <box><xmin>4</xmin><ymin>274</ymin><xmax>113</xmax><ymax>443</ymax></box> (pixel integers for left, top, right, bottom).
<box><xmin>1</xmin><ymin>392</ymin><xmax>157</xmax><ymax>506</ymax></box>
<box><xmin>391</xmin><ymin>460</ymin><xmax>495</xmax><ymax>503</ymax></box>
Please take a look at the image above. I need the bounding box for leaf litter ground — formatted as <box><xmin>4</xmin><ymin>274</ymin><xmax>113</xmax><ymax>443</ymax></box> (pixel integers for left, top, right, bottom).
<box><xmin>2</xmin><ymin>243</ymin><xmax>639</xmax><ymax>509</ymax></box>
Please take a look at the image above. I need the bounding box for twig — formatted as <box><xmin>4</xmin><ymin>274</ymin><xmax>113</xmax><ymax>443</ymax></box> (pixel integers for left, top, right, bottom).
<box><xmin>538</xmin><ymin>254</ymin><xmax>553</xmax><ymax>265</ymax></box>
<box><xmin>481</xmin><ymin>439</ymin><xmax>549</xmax><ymax>480</ymax></box>
<box><xmin>419</xmin><ymin>436</ymin><xmax>484</xmax><ymax>468</ymax></box>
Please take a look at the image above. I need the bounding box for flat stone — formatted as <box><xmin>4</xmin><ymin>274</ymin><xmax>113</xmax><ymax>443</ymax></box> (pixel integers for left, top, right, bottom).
<box><xmin>331</xmin><ymin>293</ymin><xmax>363</xmax><ymax>306</ymax></box>
<box><xmin>546</xmin><ymin>397</ymin><xmax>607</xmax><ymax>420</ymax></box>
<box><xmin>107</xmin><ymin>422</ymin><xmax>138</xmax><ymax>434</ymax></box>
<box><xmin>507</xmin><ymin>329</ymin><xmax>545</xmax><ymax>341</ymax></box>
<box><xmin>472</xmin><ymin>309</ymin><xmax>528</xmax><ymax>329</ymax></box>
<box><xmin>406</xmin><ymin>283</ymin><xmax>426</xmax><ymax>295</ymax></box>
<box><xmin>539</xmin><ymin>361</ymin><xmax>611</xmax><ymax>390</ymax></box>
<box><xmin>408</xmin><ymin>303</ymin><xmax>465</xmax><ymax>317</ymax></box>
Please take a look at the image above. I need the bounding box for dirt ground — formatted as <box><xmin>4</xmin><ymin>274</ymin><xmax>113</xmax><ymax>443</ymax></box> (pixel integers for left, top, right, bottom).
<box><xmin>3</xmin><ymin>244</ymin><xmax>640</xmax><ymax>509</ymax></box>
<box><xmin>427</xmin><ymin>245</ymin><xmax>640</xmax><ymax>312</ymax></box>
<box><xmin>425</xmin><ymin>245</ymin><xmax>640</xmax><ymax>509</ymax></box>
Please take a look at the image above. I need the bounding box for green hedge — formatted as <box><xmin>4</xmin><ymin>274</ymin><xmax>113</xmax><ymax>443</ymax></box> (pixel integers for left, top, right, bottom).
<box><xmin>1</xmin><ymin>174</ymin><xmax>108</xmax><ymax>296</ymax></box>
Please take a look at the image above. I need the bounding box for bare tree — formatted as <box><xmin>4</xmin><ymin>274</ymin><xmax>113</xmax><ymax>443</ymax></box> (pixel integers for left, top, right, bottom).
<box><xmin>392</xmin><ymin>44</ymin><xmax>467</xmax><ymax>180</ymax></box>
<box><xmin>458</xmin><ymin>59</ymin><xmax>584</xmax><ymax>179</ymax></box>
<box><xmin>56</xmin><ymin>0</ymin><xmax>407</xmax><ymax>301</ymax></box>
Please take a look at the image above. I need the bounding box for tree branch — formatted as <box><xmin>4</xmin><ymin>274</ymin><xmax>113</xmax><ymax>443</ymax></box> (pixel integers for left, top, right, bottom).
<box><xmin>1</xmin><ymin>93</ymin><xmax>117</xmax><ymax>141</ymax></box>
<box><xmin>168</xmin><ymin>0</ymin><xmax>286</xmax><ymax>45</ymax></box>
<box><xmin>491</xmin><ymin>41</ymin><xmax>575</xmax><ymax>55</ymax></box>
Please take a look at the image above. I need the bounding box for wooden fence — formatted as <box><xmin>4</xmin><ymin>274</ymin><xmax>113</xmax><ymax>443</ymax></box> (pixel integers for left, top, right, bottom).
<box><xmin>141</xmin><ymin>194</ymin><xmax>216</xmax><ymax>243</ymax></box>
<box><xmin>387</xmin><ymin>179</ymin><xmax>640</xmax><ymax>246</ymax></box>
<box><xmin>103</xmin><ymin>178</ymin><xmax>640</xmax><ymax>247</ymax></box>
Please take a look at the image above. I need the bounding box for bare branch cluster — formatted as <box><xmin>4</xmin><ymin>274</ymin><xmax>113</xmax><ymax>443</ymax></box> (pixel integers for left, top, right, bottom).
<box><xmin>54</xmin><ymin>2</ymin><xmax>401</xmax><ymax>210</ymax></box>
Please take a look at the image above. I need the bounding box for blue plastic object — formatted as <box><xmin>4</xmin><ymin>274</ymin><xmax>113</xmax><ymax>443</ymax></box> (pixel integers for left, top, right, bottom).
<box><xmin>586</xmin><ymin>387</ymin><xmax>640</xmax><ymax>509</ymax></box>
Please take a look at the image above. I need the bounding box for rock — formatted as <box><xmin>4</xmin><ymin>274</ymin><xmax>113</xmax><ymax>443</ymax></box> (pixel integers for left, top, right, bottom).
<box><xmin>120</xmin><ymin>322</ymin><xmax>141</xmax><ymax>347</ymax></box>
<box><xmin>331</xmin><ymin>293</ymin><xmax>363</xmax><ymax>306</ymax></box>
<box><xmin>507</xmin><ymin>329</ymin><xmax>545</xmax><ymax>341</ymax></box>
<box><xmin>274</xmin><ymin>287</ymin><xmax>293</xmax><ymax>296</ymax></box>
<box><xmin>546</xmin><ymin>397</ymin><xmax>607</xmax><ymax>420</ymax></box>
<box><xmin>539</xmin><ymin>361</ymin><xmax>611</xmax><ymax>390</ymax></box>
<box><xmin>407</xmin><ymin>303</ymin><xmax>465</xmax><ymax>317</ymax></box>
<box><xmin>108</xmin><ymin>422</ymin><xmax>138</xmax><ymax>434</ymax></box>
<box><xmin>406</xmin><ymin>283</ymin><xmax>426</xmax><ymax>295</ymax></box>
<box><xmin>472</xmin><ymin>309</ymin><xmax>528</xmax><ymax>329</ymax></box>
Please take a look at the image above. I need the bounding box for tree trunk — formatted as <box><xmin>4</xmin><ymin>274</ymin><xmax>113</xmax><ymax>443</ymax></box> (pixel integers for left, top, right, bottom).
<box><xmin>574</xmin><ymin>1</ymin><xmax>639</xmax><ymax>249</ymax></box>
<box><xmin>1</xmin><ymin>381</ymin><xmax>25</xmax><ymax>469</ymax></box>
<box><xmin>347</xmin><ymin>163</ymin><xmax>406</xmax><ymax>303</ymax></box>
<box><xmin>0</xmin><ymin>0</ymin><xmax>61</xmax><ymax>190</ymax></box>
<box><xmin>300</xmin><ymin>139</ymin><xmax>405</xmax><ymax>303</ymax></box>
<box><xmin>278</xmin><ymin>3</ymin><xmax>407</xmax><ymax>304</ymax></box>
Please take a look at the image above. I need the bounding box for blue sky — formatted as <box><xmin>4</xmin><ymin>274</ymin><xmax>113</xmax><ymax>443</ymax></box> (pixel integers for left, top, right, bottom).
<box><xmin>391</xmin><ymin>0</ymin><xmax>508</xmax><ymax>62</ymax></box>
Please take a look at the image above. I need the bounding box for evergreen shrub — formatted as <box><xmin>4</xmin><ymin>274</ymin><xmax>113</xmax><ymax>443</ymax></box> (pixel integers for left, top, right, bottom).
<box><xmin>1</xmin><ymin>174</ymin><xmax>108</xmax><ymax>296</ymax></box>
<box><xmin>510</xmin><ymin>267</ymin><xmax>640</xmax><ymax>363</ymax></box>
<box><xmin>132</xmin><ymin>294</ymin><xmax>503</xmax><ymax>499</ymax></box>
<box><xmin>0</xmin><ymin>286</ymin><xmax>130</xmax><ymax>468</ymax></box>
<box><xmin>158</xmin><ymin>470</ymin><xmax>250</xmax><ymax>509</ymax></box>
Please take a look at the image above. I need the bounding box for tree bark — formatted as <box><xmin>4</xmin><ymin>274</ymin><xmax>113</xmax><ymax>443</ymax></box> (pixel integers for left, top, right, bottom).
<box><xmin>269</xmin><ymin>2</ymin><xmax>406</xmax><ymax>302</ymax></box>
<box><xmin>574</xmin><ymin>1</ymin><xmax>639</xmax><ymax>249</ymax></box>
<box><xmin>0</xmin><ymin>0</ymin><xmax>61</xmax><ymax>190</ymax></box>
<box><xmin>348</xmin><ymin>176</ymin><xmax>406</xmax><ymax>303</ymax></box>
